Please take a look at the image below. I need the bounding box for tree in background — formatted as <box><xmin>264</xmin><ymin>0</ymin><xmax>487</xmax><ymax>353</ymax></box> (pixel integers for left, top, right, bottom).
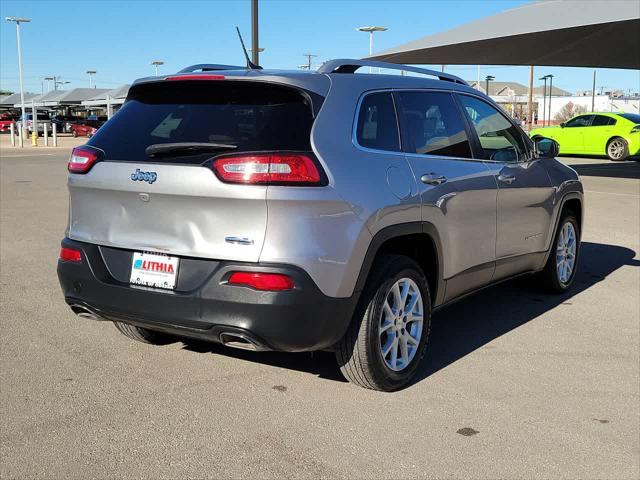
<box><xmin>0</xmin><ymin>90</ymin><xmax>14</xmax><ymax>96</ymax></box>
<box><xmin>555</xmin><ymin>102</ymin><xmax>587</xmax><ymax>122</ymax></box>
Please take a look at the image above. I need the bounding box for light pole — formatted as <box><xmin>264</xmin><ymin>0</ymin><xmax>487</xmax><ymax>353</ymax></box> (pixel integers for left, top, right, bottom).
<box><xmin>357</xmin><ymin>26</ymin><xmax>387</xmax><ymax>72</ymax></box>
<box><xmin>44</xmin><ymin>76</ymin><xmax>54</xmax><ymax>92</ymax></box>
<box><xmin>151</xmin><ymin>61</ymin><xmax>164</xmax><ymax>76</ymax></box>
<box><xmin>485</xmin><ymin>75</ymin><xmax>495</xmax><ymax>96</ymax></box>
<box><xmin>86</xmin><ymin>70</ymin><xmax>96</xmax><ymax>88</ymax></box>
<box><xmin>539</xmin><ymin>75</ymin><xmax>550</xmax><ymax>126</ymax></box>
<box><xmin>5</xmin><ymin>16</ymin><xmax>30</xmax><ymax>142</ymax></box>
<box><xmin>55</xmin><ymin>80</ymin><xmax>70</xmax><ymax>90</ymax></box>
<box><xmin>547</xmin><ymin>74</ymin><xmax>554</xmax><ymax>126</ymax></box>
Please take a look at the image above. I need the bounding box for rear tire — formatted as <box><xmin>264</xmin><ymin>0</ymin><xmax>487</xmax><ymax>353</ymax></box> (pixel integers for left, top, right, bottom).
<box><xmin>539</xmin><ymin>212</ymin><xmax>580</xmax><ymax>293</ymax></box>
<box><xmin>606</xmin><ymin>137</ymin><xmax>628</xmax><ymax>161</ymax></box>
<box><xmin>113</xmin><ymin>321</ymin><xmax>173</xmax><ymax>345</ymax></box>
<box><xmin>336</xmin><ymin>255</ymin><xmax>431</xmax><ymax>391</ymax></box>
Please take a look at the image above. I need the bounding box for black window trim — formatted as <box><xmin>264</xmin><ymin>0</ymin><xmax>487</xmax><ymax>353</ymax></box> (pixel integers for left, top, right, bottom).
<box><xmin>454</xmin><ymin>92</ymin><xmax>534</xmax><ymax>164</ymax></box>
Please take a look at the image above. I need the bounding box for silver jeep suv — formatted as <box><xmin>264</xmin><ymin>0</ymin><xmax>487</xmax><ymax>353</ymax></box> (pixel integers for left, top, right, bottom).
<box><xmin>57</xmin><ymin>59</ymin><xmax>583</xmax><ymax>391</ymax></box>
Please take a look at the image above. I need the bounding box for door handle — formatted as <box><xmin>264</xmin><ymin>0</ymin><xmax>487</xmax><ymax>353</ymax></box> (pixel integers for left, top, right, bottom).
<box><xmin>497</xmin><ymin>173</ymin><xmax>516</xmax><ymax>184</ymax></box>
<box><xmin>421</xmin><ymin>173</ymin><xmax>447</xmax><ymax>185</ymax></box>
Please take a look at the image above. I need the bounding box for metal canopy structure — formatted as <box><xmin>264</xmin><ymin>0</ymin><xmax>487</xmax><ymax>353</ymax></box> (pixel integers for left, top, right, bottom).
<box><xmin>82</xmin><ymin>85</ymin><xmax>130</xmax><ymax>107</ymax></box>
<box><xmin>369</xmin><ymin>0</ymin><xmax>640</xmax><ymax>69</ymax></box>
<box><xmin>13</xmin><ymin>88</ymin><xmax>110</xmax><ymax>108</ymax></box>
<box><xmin>0</xmin><ymin>92</ymin><xmax>37</xmax><ymax>108</ymax></box>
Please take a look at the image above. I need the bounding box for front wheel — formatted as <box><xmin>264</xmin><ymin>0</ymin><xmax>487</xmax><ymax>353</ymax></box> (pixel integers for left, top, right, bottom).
<box><xmin>539</xmin><ymin>212</ymin><xmax>580</xmax><ymax>293</ymax></box>
<box><xmin>606</xmin><ymin>137</ymin><xmax>629</xmax><ymax>161</ymax></box>
<box><xmin>336</xmin><ymin>255</ymin><xmax>431</xmax><ymax>391</ymax></box>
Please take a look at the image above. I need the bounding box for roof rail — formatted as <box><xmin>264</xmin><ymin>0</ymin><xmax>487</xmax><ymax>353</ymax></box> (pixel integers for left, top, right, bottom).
<box><xmin>178</xmin><ymin>64</ymin><xmax>247</xmax><ymax>73</ymax></box>
<box><xmin>317</xmin><ymin>59</ymin><xmax>467</xmax><ymax>85</ymax></box>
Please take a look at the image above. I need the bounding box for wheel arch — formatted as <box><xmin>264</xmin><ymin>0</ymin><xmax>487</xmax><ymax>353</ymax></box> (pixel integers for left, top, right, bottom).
<box><xmin>353</xmin><ymin>222</ymin><xmax>445</xmax><ymax>307</ymax></box>
<box><xmin>541</xmin><ymin>192</ymin><xmax>583</xmax><ymax>267</ymax></box>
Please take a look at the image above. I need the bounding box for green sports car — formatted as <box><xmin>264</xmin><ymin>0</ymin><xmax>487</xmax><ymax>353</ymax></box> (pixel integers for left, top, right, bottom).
<box><xmin>530</xmin><ymin>112</ymin><xmax>640</xmax><ymax>161</ymax></box>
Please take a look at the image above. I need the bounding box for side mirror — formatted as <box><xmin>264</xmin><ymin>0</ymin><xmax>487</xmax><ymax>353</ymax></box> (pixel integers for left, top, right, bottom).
<box><xmin>560</xmin><ymin>122</ymin><xmax>566</xmax><ymax>128</ymax></box>
<box><xmin>534</xmin><ymin>137</ymin><xmax>560</xmax><ymax>159</ymax></box>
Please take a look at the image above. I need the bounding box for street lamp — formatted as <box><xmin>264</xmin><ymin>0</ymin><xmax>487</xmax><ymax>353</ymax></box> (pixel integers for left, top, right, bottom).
<box><xmin>357</xmin><ymin>26</ymin><xmax>387</xmax><ymax>72</ymax></box>
<box><xmin>485</xmin><ymin>75</ymin><xmax>495</xmax><ymax>96</ymax></box>
<box><xmin>5</xmin><ymin>16</ymin><xmax>30</xmax><ymax>143</ymax></box>
<box><xmin>86</xmin><ymin>70</ymin><xmax>96</xmax><ymax>88</ymax></box>
<box><xmin>55</xmin><ymin>80</ymin><xmax>70</xmax><ymax>90</ymax></box>
<box><xmin>151</xmin><ymin>60</ymin><xmax>164</xmax><ymax>76</ymax></box>
<box><xmin>539</xmin><ymin>75</ymin><xmax>551</xmax><ymax>126</ymax></box>
<box><xmin>546</xmin><ymin>74</ymin><xmax>554</xmax><ymax>126</ymax></box>
<box><xmin>44</xmin><ymin>76</ymin><xmax>54</xmax><ymax>92</ymax></box>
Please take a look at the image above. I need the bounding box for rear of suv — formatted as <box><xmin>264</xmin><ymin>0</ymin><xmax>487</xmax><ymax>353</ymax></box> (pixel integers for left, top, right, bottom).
<box><xmin>58</xmin><ymin>60</ymin><xmax>583</xmax><ymax>391</ymax></box>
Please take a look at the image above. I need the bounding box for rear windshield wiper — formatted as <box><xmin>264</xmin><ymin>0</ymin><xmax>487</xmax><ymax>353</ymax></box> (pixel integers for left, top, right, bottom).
<box><xmin>145</xmin><ymin>142</ymin><xmax>237</xmax><ymax>158</ymax></box>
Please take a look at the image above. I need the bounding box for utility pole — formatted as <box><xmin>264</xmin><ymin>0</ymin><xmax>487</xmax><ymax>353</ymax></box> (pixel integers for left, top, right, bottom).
<box><xmin>6</xmin><ymin>16</ymin><xmax>31</xmax><ymax>144</ymax></box>
<box><xmin>251</xmin><ymin>0</ymin><xmax>259</xmax><ymax>65</ymax></box>
<box><xmin>303</xmin><ymin>53</ymin><xmax>317</xmax><ymax>71</ymax></box>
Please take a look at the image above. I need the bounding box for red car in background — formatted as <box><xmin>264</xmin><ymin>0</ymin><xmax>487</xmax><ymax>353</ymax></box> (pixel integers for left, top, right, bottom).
<box><xmin>70</xmin><ymin>120</ymin><xmax>104</xmax><ymax>137</ymax></box>
<box><xmin>0</xmin><ymin>113</ymin><xmax>17</xmax><ymax>133</ymax></box>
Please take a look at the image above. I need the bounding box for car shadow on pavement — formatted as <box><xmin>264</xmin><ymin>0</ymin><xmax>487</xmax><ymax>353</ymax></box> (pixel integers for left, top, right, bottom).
<box><xmin>413</xmin><ymin>241</ymin><xmax>638</xmax><ymax>385</ymax></box>
<box><xmin>567</xmin><ymin>161</ymin><xmax>640</xmax><ymax>179</ymax></box>
<box><xmin>181</xmin><ymin>242</ymin><xmax>637</xmax><ymax>387</ymax></box>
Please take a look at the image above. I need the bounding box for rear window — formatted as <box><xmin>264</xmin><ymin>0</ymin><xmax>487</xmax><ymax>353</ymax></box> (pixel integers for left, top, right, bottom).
<box><xmin>618</xmin><ymin>113</ymin><xmax>640</xmax><ymax>124</ymax></box>
<box><xmin>88</xmin><ymin>81</ymin><xmax>317</xmax><ymax>162</ymax></box>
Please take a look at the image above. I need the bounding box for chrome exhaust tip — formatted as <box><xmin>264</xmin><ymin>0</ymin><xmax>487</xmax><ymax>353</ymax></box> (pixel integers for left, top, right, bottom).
<box><xmin>219</xmin><ymin>332</ymin><xmax>259</xmax><ymax>351</ymax></box>
<box><xmin>70</xmin><ymin>305</ymin><xmax>103</xmax><ymax>321</ymax></box>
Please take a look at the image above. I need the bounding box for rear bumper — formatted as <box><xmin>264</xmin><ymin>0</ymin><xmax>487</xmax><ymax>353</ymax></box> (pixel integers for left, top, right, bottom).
<box><xmin>57</xmin><ymin>238</ymin><xmax>357</xmax><ymax>352</ymax></box>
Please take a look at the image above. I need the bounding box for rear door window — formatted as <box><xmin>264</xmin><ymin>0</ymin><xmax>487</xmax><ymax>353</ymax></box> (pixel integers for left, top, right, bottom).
<box><xmin>355</xmin><ymin>92</ymin><xmax>400</xmax><ymax>152</ymax></box>
<box><xmin>88</xmin><ymin>81</ymin><xmax>316</xmax><ymax>162</ymax></box>
<box><xmin>591</xmin><ymin>115</ymin><xmax>616</xmax><ymax>126</ymax></box>
<box><xmin>396</xmin><ymin>91</ymin><xmax>472</xmax><ymax>158</ymax></box>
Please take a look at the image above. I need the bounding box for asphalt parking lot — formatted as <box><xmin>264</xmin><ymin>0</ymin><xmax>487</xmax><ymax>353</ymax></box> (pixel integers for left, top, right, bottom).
<box><xmin>1</xmin><ymin>147</ymin><xmax>638</xmax><ymax>479</ymax></box>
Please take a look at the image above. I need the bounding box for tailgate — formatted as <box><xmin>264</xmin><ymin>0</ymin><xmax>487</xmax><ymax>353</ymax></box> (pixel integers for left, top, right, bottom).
<box><xmin>67</xmin><ymin>161</ymin><xmax>266</xmax><ymax>262</ymax></box>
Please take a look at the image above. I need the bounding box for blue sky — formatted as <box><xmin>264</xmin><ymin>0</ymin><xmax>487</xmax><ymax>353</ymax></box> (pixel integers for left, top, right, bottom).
<box><xmin>1</xmin><ymin>0</ymin><xmax>638</xmax><ymax>95</ymax></box>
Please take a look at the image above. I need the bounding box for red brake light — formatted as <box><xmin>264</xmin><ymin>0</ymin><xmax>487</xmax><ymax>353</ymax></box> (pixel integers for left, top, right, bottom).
<box><xmin>228</xmin><ymin>272</ymin><xmax>294</xmax><ymax>291</ymax></box>
<box><xmin>166</xmin><ymin>74</ymin><xmax>225</xmax><ymax>81</ymax></box>
<box><xmin>68</xmin><ymin>146</ymin><xmax>100</xmax><ymax>174</ymax></box>
<box><xmin>212</xmin><ymin>153</ymin><xmax>322</xmax><ymax>185</ymax></box>
<box><xmin>59</xmin><ymin>247</ymin><xmax>82</xmax><ymax>263</ymax></box>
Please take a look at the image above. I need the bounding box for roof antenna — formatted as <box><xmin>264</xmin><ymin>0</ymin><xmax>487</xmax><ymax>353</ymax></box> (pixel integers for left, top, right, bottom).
<box><xmin>236</xmin><ymin>26</ymin><xmax>262</xmax><ymax>70</ymax></box>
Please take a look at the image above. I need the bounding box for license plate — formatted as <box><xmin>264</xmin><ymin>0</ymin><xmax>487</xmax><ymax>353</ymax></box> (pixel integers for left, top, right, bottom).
<box><xmin>130</xmin><ymin>252</ymin><xmax>179</xmax><ymax>290</ymax></box>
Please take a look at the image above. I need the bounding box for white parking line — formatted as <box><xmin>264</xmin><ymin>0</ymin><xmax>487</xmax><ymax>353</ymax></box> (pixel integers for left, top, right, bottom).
<box><xmin>585</xmin><ymin>190</ymin><xmax>639</xmax><ymax>197</ymax></box>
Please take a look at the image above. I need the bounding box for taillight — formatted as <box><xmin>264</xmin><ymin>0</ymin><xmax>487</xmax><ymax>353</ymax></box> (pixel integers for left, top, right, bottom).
<box><xmin>68</xmin><ymin>146</ymin><xmax>101</xmax><ymax>174</ymax></box>
<box><xmin>212</xmin><ymin>153</ymin><xmax>322</xmax><ymax>185</ymax></box>
<box><xmin>59</xmin><ymin>247</ymin><xmax>82</xmax><ymax>263</ymax></box>
<box><xmin>228</xmin><ymin>272</ymin><xmax>294</xmax><ymax>291</ymax></box>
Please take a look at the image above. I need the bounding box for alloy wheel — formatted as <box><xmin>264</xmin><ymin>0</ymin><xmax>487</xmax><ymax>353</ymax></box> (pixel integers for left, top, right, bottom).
<box><xmin>608</xmin><ymin>139</ymin><xmax>625</xmax><ymax>160</ymax></box>
<box><xmin>556</xmin><ymin>222</ymin><xmax>577</xmax><ymax>284</ymax></box>
<box><xmin>378</xmin><ymin>277</ymin><xmax>423</xmax><ymax>371</ymax></box>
